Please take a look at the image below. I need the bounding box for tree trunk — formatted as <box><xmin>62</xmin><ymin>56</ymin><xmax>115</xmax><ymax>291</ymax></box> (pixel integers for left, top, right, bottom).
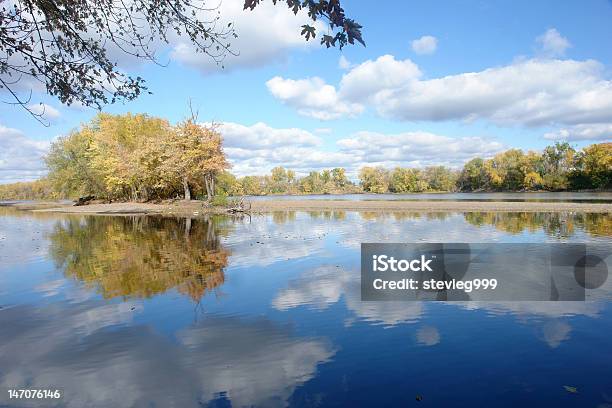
<box><xmin>182</xmin><ymin>177</ymin><xmax>191</xmax><ymax>201</ymax></box>
<box><xmin>204</xmin><ymin>174</ymin><xmax>214</xmax><ymax>200</ymax></box>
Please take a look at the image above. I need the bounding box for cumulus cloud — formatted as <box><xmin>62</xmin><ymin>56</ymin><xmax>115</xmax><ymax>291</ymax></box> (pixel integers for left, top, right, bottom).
<box><xmin>267</xmin><ymin>55</ymin><xmax>420</xmax><ymax>120</ymax></box>
<box><xmin>171</xmin><ymin>1</ymin><xmax>325</xmax><ymax>73</ymax></box>
<box><xmin>0</xmin><ymin>124</ymin><xmax>50</xmax><ymax>183</ymax></box>
<box><xmin>338</xmin><ymin>55</ymin><xmax>422</xmax><ymax>101</ymax></box>
<box><xmin>336</xmin><ymin>130</ymin><xmax>504</xmax><ymax>169</ymax></box>
<box><xmin>536</xmin><ymin>28</ymin><xmax>571</xmax><ymax>57</ymax></box>
<box><xmin>213</xmin><ymin>121</ymin><xmax>351</xmax><ymax>176</ymax></box>
<box><xmin>411</xmin><ymin>35</ymin><xmax>438</xmax><ymax>55</ymax></box>
<box><xmin>212</xmin><ymin>122</ymin><xmax>504</xmax><ymax>177</ymax></box>
<box><xmin>217</xmin><ymin>121</ymin><xmax>321</xmax><ymax>150</ymax></box>
<box><xmin>544</xmin><ymin>123</ymin><xmax>612</xmax><ymax>141</ymax></box>
<box><xmin>266</xmin><ymin>76</ymin><xmax>364</xmax><ymax>120</ymax></box>
<box><xmin>268</xmin><ymin>55</ymin><xmax>612</xmax><ymax>128</ymax></box>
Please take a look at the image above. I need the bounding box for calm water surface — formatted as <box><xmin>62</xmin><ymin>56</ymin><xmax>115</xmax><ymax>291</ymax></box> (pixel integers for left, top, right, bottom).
<box><xmin>0</xmin><ymin>207</ymin><xmax>611</xmax><ymax>407</ymax></box>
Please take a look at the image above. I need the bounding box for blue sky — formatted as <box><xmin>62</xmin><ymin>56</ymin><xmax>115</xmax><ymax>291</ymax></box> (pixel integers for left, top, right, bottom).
<box><xmin>1</xmin><ymin>0</ymin><xmax>612</xmax><ymax>182</ymax></box>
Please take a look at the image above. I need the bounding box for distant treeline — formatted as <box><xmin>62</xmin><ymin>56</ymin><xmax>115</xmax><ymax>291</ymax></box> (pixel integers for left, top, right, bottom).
<box><xmin>0</xmin><ymin>113</ymin><xmax>610</xmax><ymax>201</ymax></box>
<box><xmin>189</xmin><ymin>141</ymin><xmax>611</xmax><ymax>196</ymax></box>
<box><xmin>358</xmin><ymin>142</ymin><xmax>611</xmax><ymax>194</ymax></box>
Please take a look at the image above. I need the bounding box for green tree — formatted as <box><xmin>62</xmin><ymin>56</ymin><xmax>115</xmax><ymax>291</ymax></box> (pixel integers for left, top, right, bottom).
<box><xmin>458</xmin><ymin>158</ymin><xmax>486</xmax><ymax>191</ymax></box>
<box><xmin>270</xmin><ymin>166</ymin><xmax>289</xmax><ymax>193</ymax></box>
<box><xmin>541</xmin><ymin>142</ymin><xmax>576</xmax><ymax>190</ymax></box>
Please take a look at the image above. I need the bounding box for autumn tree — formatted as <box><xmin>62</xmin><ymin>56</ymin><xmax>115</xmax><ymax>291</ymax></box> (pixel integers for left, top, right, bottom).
<box><xmin>88</xmin><ymin>113</ymin><xmax>171</xmax><ymax>200</ymax></box>
<box><xmin>359</xmin><ymin>167</ymin><xmax>389</xmax><ymax>193</ymax></box>
<box><xmin>331</xmin><ymin>167</ymin><xmax>348</xmax><ymax>188</ymax></box>
<box><xmin>1</xmin><ymin>0</ymin><xmax>363</xmax><ymax>122</ymax></box>
<box><xmin>240</xmin><ymin>175</ymin><xmax>264</xmax><ymax>195</ymax></box>
<box><xmin>423</xmin><ymin>166</ymin><xmax>458</xmax><ymax>192</ymax></box>
<box><xmin>300</xmin><ymin>171</ymin><xmax>324</xmax><ymax>193</ymax></box>
<box><xmin>45</xmin><ymin>126</ymin><xmax>105</xmax><ymax>197</ymax></box>
<box><xmin>161</xmin><ymin>119</ymin><xmax>229</xmax><ymax>200</ymax></box>
<box><xmin>389</xmin><ymin>168</ymin><xmax>420</xmax><ymax>193</ymax></box>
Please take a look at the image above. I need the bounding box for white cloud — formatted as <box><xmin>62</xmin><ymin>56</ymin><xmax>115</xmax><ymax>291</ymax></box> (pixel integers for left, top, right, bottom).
<box><xmin>211</xmin><ymin>121</ymin><xmax>350</xmax><ymax>176</ymax></box>
<box><xmin>541</xmin><ymin>321</ymin><xmax>571</xmax><ymax>348</ymax></box>
<box><xmin>0</xmin><ymin>304</ymin><xmax>334</xmax><ymax>408</ymax></box>
<box><xmin>213</xmin><ymin>122</ymin><xmax>504</xmax><ymax>178</ymax></box>
<box><xmin>536</xmin><ymin>28</ymin><xmax>571</xmax><ymax>57</ymax></box>
<box><xmin>216</xmin><ymin>121</ymin><xmax>321</xmax><ymax>150</ymax></box>
<box><xmin>338</xmin><ymin>55</ymin><xmax>352</xmax><ymax>69</ymax></box>
<box><xmin>266</xmin><ymin>76</ymin><xmax>364</xmax><ymax>120</ymax></box>
<box><xmin>0</xmin><ymin>124</ymin><xmax>50</xmax><ymax>183</ymax></box>
<box><xmin>336</xmin><ymin>130</ymin><xmax>505</xmax><ymax>169</ymax></box>
<box><xmin>268</xmin><ymin>56</ymin><xmax>612</xmax><ymax>128</ymax></box>
<box><xmin>374</xmin><ymin>59</ymin><xmax>612</xmax><ymax>126</ymax></box>
<box><xmin>339</xmin><ymin>55</ymin><xmax>422</xmax><ymax>101</ymax></box>
<box><xmin>267</xmin><ymin>55</ymin><xmax>419</xmax><ymax>120</ymax></box>
<box><xmin>171</xmin><ymin>1</ymin><xmax>325</xmax><ymax>73</ymax></box>
<box><xmin>544</xmin><ymin>123</ymin><xmax>612</xmax><ymax>141</ymax></box>
<box><xmin>26</xmin><ymin>103</ymin><xmax>61</xmax><ymax>120</ymax></box>
<box><xmin>411</xmin><ymin>35</ymin><xmax>438</xmax><ymax>55</ymax></box>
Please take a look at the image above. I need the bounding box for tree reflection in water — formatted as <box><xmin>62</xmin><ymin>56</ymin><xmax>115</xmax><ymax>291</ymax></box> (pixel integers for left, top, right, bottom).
<box><xmin>463</xmin><ymin>211</ymin><xmax>611</xmax><ymax>237</ymax></box>
<box><xmin>48</xmin><ymin>215</ymin><xmax>230</xmax><ymax>302</ymax></box>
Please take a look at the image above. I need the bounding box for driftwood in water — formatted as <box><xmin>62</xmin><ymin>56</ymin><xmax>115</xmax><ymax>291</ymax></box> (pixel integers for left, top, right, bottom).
<box><xmin>74</xmin><ymin>195</ymin><xmax>95</xmax><ymax>206</ymax></box>
<box><xmin>227</xmin><ymin>197</ymin><xmax>251</xmax><ymax>214</ymax></box>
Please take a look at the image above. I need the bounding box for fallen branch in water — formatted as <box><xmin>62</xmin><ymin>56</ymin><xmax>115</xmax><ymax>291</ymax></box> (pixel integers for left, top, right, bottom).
<box><xmin>226</xmin><ymin>197</ymin><xmax>251</xmax><ymax>214</ymax></box>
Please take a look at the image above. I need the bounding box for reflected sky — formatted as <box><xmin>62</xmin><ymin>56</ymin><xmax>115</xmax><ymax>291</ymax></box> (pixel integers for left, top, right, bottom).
<box><xmin>0</xmin><ymin>208</ymin><xmax>611</xmax><ymax>407</ymax></box>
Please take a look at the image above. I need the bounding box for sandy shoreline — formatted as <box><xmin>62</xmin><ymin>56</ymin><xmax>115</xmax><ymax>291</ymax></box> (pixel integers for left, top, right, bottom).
<box><xmin>4</xmin><ymin>199</ymin><xmax>610</xmax><ymax>214</ymax></box>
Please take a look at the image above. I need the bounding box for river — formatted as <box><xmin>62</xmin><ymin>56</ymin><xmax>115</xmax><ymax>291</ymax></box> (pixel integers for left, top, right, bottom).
<box><xmin>0</xmin><ymin>205</ymin><xmax>610</xmax><ymax>407</ymax></box>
